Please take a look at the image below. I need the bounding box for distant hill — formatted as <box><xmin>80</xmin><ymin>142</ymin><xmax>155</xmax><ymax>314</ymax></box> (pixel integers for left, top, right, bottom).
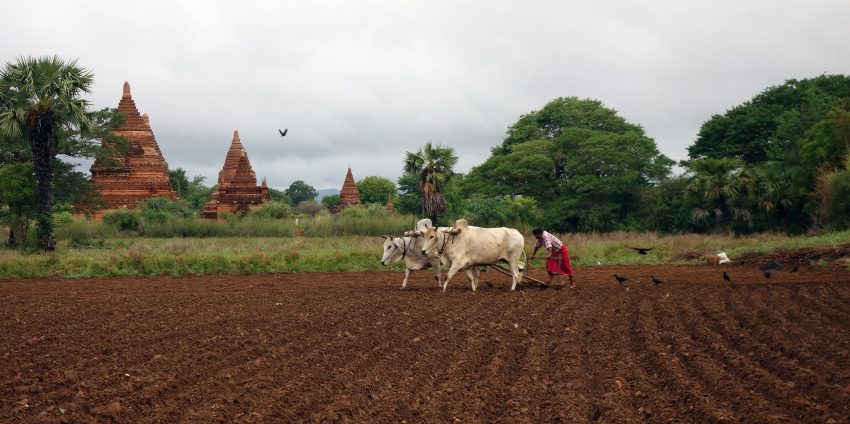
<box><xmin>315</xmin><ymin>188</ymin><xmax>339</xmax><ymax>201</ymax></box>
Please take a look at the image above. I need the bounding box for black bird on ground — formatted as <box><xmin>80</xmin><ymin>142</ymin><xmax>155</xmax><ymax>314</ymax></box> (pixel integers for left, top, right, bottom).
<box><xmin>278</xmin><ymin>128</ymin><xmax>288</xmax><ymax>137</ymax></box>
<box><xmin>613</xmin><ymin>274</ymin><xmax>628</xmax><ymax>284</ymax></box>
<box><xmin>632</xmin><ymin>247</ymin><xmax>652</xmax><ymax>255</ymax></box>
<box><xmin>723</xmin><ymin>271</ymin><xmax>733</xmax><ymax>283</ymax></box>
<box><xmin>760</xmin><ymin>260</ymin><xmax>784</xmax><ymax>272</ymax></box>
<box><xmin>763</xmin><ymin>270</ymin><xmax>772</xmax><ymax>279</ymax></box>
<box><xmin>790</xmin><ymin>265</ymin><xmax>799</xmax><ymax>273</ymax></box>
<box><xmin>650</xmin><ymin>275</ymin><xmax>665</xmax><ymax>286</ymax></box>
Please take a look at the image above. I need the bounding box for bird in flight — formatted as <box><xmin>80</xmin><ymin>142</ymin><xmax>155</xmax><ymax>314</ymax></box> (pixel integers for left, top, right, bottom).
<box><xmin>650</xmin><ymin>275</ymin><xmax>665</xmax><ymax>286</ymax></box>
<box><xmin>632</xmin><ymin>247</ymin><xmax>652</xmax><ymax>255</ymax></box>
<box><xmin>723</xmin><ymin>271</ymin><xmax>733</xmax><ymax>283</ymax></box>
<box><xmin>278</xmin><ymin>128</ymin><xmax>288</xmax><ymax>137</ymax></box>
<box><xmin>613</xmin><ymin>274</ymin><xmax>628</xmax><ymax>284</ymax></box>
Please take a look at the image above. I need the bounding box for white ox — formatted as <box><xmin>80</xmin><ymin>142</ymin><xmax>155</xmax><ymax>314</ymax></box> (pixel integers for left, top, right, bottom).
<box><xmin>380</xmin><ymin>234</ymin><xmax>442</xmax><ymax>289</ymax></box>
<box><xmin>420</xmin><ymin>219</ymin><xmax>525</xmax><ymax>291</ymax></box>
<box><xmin>381</xmin><ymin>219</ymin><xmax>478</xmax><ymax>289</ymax></box>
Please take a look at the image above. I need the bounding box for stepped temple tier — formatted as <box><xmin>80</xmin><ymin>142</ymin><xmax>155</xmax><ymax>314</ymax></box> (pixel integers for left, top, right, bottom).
<box><xmin>85</xmin><ymin>82</ymin><xmax>177</xmax><ymax>218</ymax></box>
<box><xmin>202</xmin><ymin>130</ymin><xmax>270</xmax><ymax>219</ymax></box>
<box><xmin>336</xmin><ymin>167</ymin><xmax>361</xmax><ymax>212</ymax></box>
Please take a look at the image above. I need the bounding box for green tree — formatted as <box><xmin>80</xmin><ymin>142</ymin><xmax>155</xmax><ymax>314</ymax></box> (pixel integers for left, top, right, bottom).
<box><xmin>0</xmin><ymin>162</ymin><xmax>37</xmax><ymax>245</ymax></box>
<box><xmin>321</xmin><ymin>193</ymin><xmax>340</xmax><ymax>211</ymax></box>
<box><xmin>403</xmin><ymin>142</ymin><xmax>458</xmax><ymax>226</ymax></box>
<box><xmin>463</xmin><ymin>97</ymin><xmax>673</xmax><ymax>232</ymax></box>
<box><xmin>684</xmin><ymin>158</ymin><xmax>753</xmax><ymax>233</ymax></box>
<box><xmin>268</xmin><ymin>187</ymin><xmax>291</xmax><ymax>204</ymax></box>
<box><xmin>0</xmin><ymin>56</ymin><xmax>95</xmax><ymax>250</ymax></box>
<box><xmin>169</xmin><ymin>168</ymin><xmax>215</xmax><ymax>211</ymax></box>
<box><xmin>356</xmin><ymin>176</ymin><xmax>396</xmax><ymax>205</ymax></box>
<box><xmin>688</xmin><ymin>75</ymin><xmax>850</xmax><ymax>163</ymax></box>
<box><xmin>285</xmin><ymin>180</ymin><xmax>318</xmax><ymax>206</ymax></box>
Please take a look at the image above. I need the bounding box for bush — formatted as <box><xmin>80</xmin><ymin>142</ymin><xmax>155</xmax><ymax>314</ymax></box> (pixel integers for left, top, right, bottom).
<box><xmin>250</xmin><ymin>201</ymin><xmax>293</xmax><ymax>219</ymax></box>
<box><xmin>140</xmin><ymin>197</ymin><xmax>195</xmax><ymax>223</ymax></box>
<box><xmin>55</xmin><ymin>217</ymin><xmax>109</xmax><ymax>247</ymax></box>
<box><xmin>296</xmin><ymin>200</ymin><xmax>324</xmax><ymax>217</ymax></box>
<box><xmin>103</xmin><ymin>208</ymin><xmax>141</xmax><ymax>232</ymax></box>
<box><xmin>824</xmin><ymin>168</ymin><xmax>850</xmax><ymax>230</ymax></box>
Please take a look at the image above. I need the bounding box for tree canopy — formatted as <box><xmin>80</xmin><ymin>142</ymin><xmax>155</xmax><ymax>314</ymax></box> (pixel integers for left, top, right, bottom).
<box><xmin>356</xmin><ymin>176</ymin><xmax>396</xmax><ymax>205</ymax></box>
<box><xmin>284</xmin><ymin>180</ymin><xmax>318</xmax><ymax>206</ymax></box>
<box><xmin>463</xmin><ymin>97</ymin><xmax>673</xmax><ymax>232</ymax></box>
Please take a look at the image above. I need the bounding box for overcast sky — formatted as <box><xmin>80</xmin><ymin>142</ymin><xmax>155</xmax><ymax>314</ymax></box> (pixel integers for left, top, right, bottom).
<box><xmin>2</xmin><ymin>0</ymin><xmax>849</xmax><ymax>191</ymax></box>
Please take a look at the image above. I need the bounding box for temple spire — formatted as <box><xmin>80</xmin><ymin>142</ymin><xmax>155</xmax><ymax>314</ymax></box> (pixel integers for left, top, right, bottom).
<box><xmin>122</xmin><ymin>81</ymin><xmax>131</xmax><ymax>99</ymax></box>
<box><xmin>336</xmin><ymin>166</ymin><xmax>361</xmax><ymax>212</ymax></box>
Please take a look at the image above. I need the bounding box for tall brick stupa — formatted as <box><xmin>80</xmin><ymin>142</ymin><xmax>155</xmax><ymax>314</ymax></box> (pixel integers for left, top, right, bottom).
<box><xmin>336</xmin><ymin>167</ymin><xmax>361</xmax><ymax>212</ymax></box>
<box><xmin>201</xmin><ymin>130</ymin><xmax>270</xmax><ymax>219</ymax></box>
<box><xmin>86</xmin><ymin>82</ymin><xmax>177</xmax><ymax>218</ymax></box>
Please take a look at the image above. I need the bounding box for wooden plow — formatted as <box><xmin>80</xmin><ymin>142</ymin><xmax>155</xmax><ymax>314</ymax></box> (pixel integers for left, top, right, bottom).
<box><xmin>487</xmin><ymin>263</ymin><xmax>550</xmax><ymax>287</ymax></box>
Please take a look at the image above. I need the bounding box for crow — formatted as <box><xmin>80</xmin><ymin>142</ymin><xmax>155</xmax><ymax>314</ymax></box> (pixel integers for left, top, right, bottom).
<box><xmin>723</xmin><ymin>271</ymin><xmax>733</xmax><ymax>283</ymax></box>
<box><xmin>760</xmin><ymin>260</ymin><xmax>784</xmax><ymax>272</ymax></box>
<box><xmin>763</xmin><ymin>270</ymin><xmax>772</xmax><ymax>279</ymax></box>
<box><xmin>278</xmin><ymin>128</ymin><xmax>288</xmax><ymax>137</ymax></box>
<box><xmin>650</xmin><ymin>275</ymin><xmax>665</xmax><ymax>286</ymax></box>
<box><xmin>790</xmin><ymin>265</ymin><xmax>799</xmax><ymax>273</ymax></box>
<box><xmin>632</xmin><ymin>247</ymin><xmax>652</xmax><ymax>255</ymax></box>
<box><xmin>613</xmin><ymin>274</ymin><xmax>628</xmax><ymax>284</ymax></box>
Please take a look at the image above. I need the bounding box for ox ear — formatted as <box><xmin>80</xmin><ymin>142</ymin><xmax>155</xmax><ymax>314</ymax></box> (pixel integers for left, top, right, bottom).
<box><xmin>403</xmin><ymin>230</ymin><xmax>422</xmax><ymax>237</ymax></box>
<box><xmin>381</xmin><ymin>235</ymin><xmax>393</xmax><ymax>240</ymax></box>
<box><xmin>443</xmin><ymin>227</ymin><xmax>462</xmax><ymax>235</ymax></box>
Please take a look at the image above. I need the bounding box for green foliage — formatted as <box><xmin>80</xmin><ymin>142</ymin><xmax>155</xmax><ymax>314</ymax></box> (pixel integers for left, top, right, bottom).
<box><xmin>356</xmin><ymin>176</ymin><xmax>396</xmax><ymax>205</ymax></box>
<box><xmin>321</xmin><ymin>194</ymin><xmax>340</xmax><ymax>211</ymax></box>
<box><xmin>296</xmin><ymin>199</ymin><xmax>323</xmax><ymax>217</ymax></box>
<box><xmin>250</xmin><ymin>200</ymin><xmax>293</xmax><ymax>219</ymax></box>
<box><xmin>403</xmin><ymin>142</ymin><xmax>459</xmax><ymax>225</ymax></box>
<box><xmin>285</xmin><ymin>180</ymin><xmax>318</xmax><ymax>206</ymax></box>
<box><xmin>688</xmin><ymin>75</ymin><xmax>850</xmax><ymax>163</ymax></box>
<box><xmin>684</xmin><ymin>158</ymin><xmax>753</xmax><ymax>233</ymax></box>
<box><xmin>102</xmin><ymin>208</ymin><xmax>141</xmax><ymax>232</ymax></box>
<box><xmin>140</xmin><ymin>197</ymin><xmax>195</xmax><ymax>223</ymax></box>
<box><xmin>268</xmin><ymin>187</ymin><xmax>291</xmax><ymax>204</ymax></box>
<box><xmin>815</xmin><ymin>160</ymin><xmax>850</xmax><ymax>230</ymax></box>
<box><xmin>0</xmin><ymin>56</ymin><xmax>97</xmax><ymax>251</ymax></box>
<box><xmin>463</xmin><ymin>97</ymin><xmax>673</xmax><ymax>232</ymax></box>
<box><xmin>0</xmin><ymin>162</ymin><xmax>37</xmax><ymax>245</ymax></box>
<box><xmin>168</xmin><ymin>168</ymin><xmax>216</xmax><ymax>211</ymax></box>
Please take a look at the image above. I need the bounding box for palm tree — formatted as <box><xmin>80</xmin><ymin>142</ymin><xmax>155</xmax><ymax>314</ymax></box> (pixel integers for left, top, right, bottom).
<box><xmin>0</xmin><ymin>56</ymin><xmax>94</xmax><ymax>251</ymax></box>
<box><xmin>684</xmin><ymin>157</ymin><xmax>752</xmax><ymax>233</ymax></box>
<box><xmin>404</xmin><ymin>142</ymin><xmax>458</xmax><ymax>226</ymax></box>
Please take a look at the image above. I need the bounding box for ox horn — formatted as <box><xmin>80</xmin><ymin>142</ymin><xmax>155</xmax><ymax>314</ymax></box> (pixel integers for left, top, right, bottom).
<box><xmin>381</xmin><ymin>234</ymin><xmax>393</xmax><ymax>239</ymax></box>
<box><xmin>442</xmin><ymin>227</ymin><xmax>462</xmax><ymax>235</ymax></box>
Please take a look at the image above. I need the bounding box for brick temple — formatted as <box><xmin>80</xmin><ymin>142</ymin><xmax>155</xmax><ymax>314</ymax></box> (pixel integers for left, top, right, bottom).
<box><xmin>201</xmin><ymin>130</ymin><xmax>270</xmax><ymax>219</ymax></box>
<box><xmin>336</xmin><ymin>167</ymin><xmax>361</xmax><ymax>212</ymax></box>
<box><xmin>85</xmin><ymin>82</ymin><xmax>177</xmax><ymax>218</ymax></box>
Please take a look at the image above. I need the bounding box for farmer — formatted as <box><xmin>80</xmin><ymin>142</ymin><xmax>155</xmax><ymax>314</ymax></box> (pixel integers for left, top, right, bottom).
<box><xmin>530</xmin><ymin>227</ymin><xmax>575</xmax><ymax>288</ymax></box>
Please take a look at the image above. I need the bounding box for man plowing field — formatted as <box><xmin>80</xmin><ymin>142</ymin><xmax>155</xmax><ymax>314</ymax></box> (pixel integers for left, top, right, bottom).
<box><xmin>530</xmin><ymin>228</ymin><xmax>576</xmax><ymax>289</ymax></box>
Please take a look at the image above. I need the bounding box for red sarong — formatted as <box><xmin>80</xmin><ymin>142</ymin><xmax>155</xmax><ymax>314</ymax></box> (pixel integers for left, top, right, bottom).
<box><xmin>546</xmin><ymin>247</ymin><xmax>573</xmax><ymax>276</ymax></box>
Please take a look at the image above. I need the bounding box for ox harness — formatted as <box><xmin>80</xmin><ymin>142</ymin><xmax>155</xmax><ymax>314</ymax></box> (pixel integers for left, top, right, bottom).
<box><xmin>437</xmin><ymin>229</ymin><xmax>457</xmax><ymax>255</ymax></box>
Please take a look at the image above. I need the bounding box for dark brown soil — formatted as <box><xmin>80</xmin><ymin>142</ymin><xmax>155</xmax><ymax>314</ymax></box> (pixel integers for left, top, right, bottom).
<box><xmin>2</xmin><ymin>265</ymin><xmax>849</xmax><ymax>423</ymax></box>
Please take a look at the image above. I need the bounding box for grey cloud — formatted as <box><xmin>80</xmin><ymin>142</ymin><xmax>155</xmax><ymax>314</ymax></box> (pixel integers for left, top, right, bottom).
<box><xmin>3</xmin><ymin>0</ymin><xmax>849</xmax><ymax>192</ymax></box>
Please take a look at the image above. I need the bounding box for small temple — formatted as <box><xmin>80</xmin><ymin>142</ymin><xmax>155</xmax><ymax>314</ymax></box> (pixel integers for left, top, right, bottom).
<box><xmin>86</xmin><ymin>82</ymin><xmax>177</xmax><ymax>218</ymax></box>
<box><xmin>385</xmin><ymin>195</ymin><xmax>394</xmax><ymax>212</ymax></box>
<box><xmin>336</xmin><ymin>167</ymin><xmax>361</xmax><ymax>212</ymax></box>
<box><xmin>201</xmin><ymin>130</ymin><xmax>270</xmax><ymax>219</ymax></box>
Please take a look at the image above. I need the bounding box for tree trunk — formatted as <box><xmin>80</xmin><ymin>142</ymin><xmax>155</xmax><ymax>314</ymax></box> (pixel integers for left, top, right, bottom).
<box><xmin>28</xmin><ymin>109</ymin><xmax>57</xmax><ymax>251</ymax></box>
<box><xmin>6</xmin><ymin>214</ymin><xmax>29</xmax><ymax>247</ymax></box>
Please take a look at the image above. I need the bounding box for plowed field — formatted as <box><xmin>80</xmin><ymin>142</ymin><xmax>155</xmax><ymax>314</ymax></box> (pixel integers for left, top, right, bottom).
<box><xmin>2</xmin><ymin>265</ymin><xmax>850</xmax><ymax>423</ymax></box>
